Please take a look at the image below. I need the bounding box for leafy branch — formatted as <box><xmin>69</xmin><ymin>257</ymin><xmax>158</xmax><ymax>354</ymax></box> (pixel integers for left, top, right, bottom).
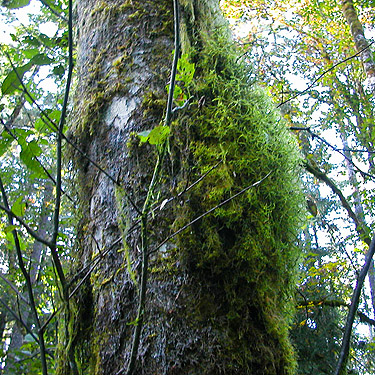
<box><xmin>0</xmin><ymin>176</ymin><xmax>48</xmax><ymax>375</ymax></box>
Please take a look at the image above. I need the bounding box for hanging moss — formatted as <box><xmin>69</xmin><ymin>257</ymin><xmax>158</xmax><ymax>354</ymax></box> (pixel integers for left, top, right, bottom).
<box><xmin>164</xmin><ymin>33</ymin><xmax>305</xmax><ymax>374</ymax></box>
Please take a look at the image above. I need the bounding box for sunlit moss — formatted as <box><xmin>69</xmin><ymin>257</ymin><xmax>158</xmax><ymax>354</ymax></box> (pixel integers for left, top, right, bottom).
<box><xmin>167</xmin><ymin>33</ymin><xmax>305</xmax><ymax>374</ymax></box>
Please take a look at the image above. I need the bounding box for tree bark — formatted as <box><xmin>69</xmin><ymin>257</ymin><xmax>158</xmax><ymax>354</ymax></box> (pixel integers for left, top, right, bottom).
<box><xmin>61</xmin><ymin>1</ymin><xmax>304</xmax><ymax>374</ymax></box>
<box><xmin>341</xmin><ymin>0</ymin><xmax>375</xmax><ymax>92</ymax></box>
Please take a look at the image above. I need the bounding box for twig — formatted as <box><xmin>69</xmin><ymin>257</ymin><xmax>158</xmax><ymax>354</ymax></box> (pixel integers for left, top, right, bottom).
<box><xmin>39</xmin><ymin>0</ymin><xmax>68</xmax><ymax>22</ymax></box>
<box><xmin>164</xmin><ymin>0</ymin><xmax>180</xmax><ymax>129</ymax></box>
<box><xmin>126</xmin><ymin>145</ymin><xmax>165</xmax><ymax>375</ymax></box>
<box><xmin>0</xmin><ymin>272</ymin><xmax>29</xmax><ymax>304</ymax></box>
<box><xmin>0</xmin><ymin>297</ymin><xmax>39</xmax><ymax>344</ymax></box>
<box><xmin>125</xmin><ymin>2</ymin><xmax>181</xmax><ymax>374</ymax></box>
<box><xmin>125</xmin><ymin>160</ymin><xmax>223</xmax><ymax>237</ymax></box>
<box><xmin>334</xmin><ymin>233</ymin><xmax>375</xmax><ymax>375</ymax></box>
<box><xmin>171</xmin><ymin>96</ymin><xmax>193</xmax><ymax>114</ymax></box>
<box><xmin>0</xmin><ymin>118</ymin><xmax>74</xmax><ymax>202</ymax></box>
<box><xmin>4</xmin><ymin>52</ymin><xmax>141</xmax><ymax>215</ymax></box>
<box><xmin>50</xmin><ymin>0</ymin><xmax>75</xmax><ymax>298</ymax></box>
<box><xmin>277</xmin><ymin>41</ymin><xmax>375</xmax><ymax>108</ymax></box>
<box><xmin>296</xmin><ymin>298</ymin><xmax>375</xmax><ymax>327</ymax></box>
<box><xmin>0</xmin><ymin>203</ymin><xmax>53</xmax><ymax>247</ymax></box>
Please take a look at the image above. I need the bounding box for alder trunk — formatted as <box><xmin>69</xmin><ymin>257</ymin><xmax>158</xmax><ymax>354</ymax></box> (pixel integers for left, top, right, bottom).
<box><xmin>61</xmin><ymin>1</ymin><xmax>303</xmax><ymax>374</ymax></box>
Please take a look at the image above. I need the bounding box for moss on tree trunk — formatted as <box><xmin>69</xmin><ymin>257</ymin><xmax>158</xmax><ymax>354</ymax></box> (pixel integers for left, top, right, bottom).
<box><xmin>59</xmin><ymin>1</ymin><xmax>305</xmax><ymax>374</ymax></box>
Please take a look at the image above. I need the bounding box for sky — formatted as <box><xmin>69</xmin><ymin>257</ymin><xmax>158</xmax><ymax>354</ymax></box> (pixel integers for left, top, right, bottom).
<box><xmin>1</xmin><ymin>0</ymin><xmax>58</xmax><ymax>45</ymax></box>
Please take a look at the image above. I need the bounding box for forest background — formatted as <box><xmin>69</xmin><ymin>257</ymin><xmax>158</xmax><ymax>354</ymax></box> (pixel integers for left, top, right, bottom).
<box><xmin>0</xmin><ymin>0</ymin><xmax>374</xmax><ymax>374</ymax></box>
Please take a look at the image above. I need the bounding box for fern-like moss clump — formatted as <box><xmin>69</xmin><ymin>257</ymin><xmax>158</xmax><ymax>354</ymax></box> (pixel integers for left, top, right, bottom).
<box><xmin>170</xmin><ymin>35</ymin><xmax>305</xmax><ymax>374</ymax></box>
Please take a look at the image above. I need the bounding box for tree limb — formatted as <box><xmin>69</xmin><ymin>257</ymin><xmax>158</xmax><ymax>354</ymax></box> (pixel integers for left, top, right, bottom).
<box><xmin>304</xmin><ymin>161</ymin><xmax>370</xmax><ymax>246</ymax></box>
<box><xmin>334</xmin><ymin>233</ymin><xmax>375</xmax><ymax>375</ymax></box>
<box><xmin>296</xmin><ymin>299</ymin><xmax>375</xmax><ymax>326</ymax></box>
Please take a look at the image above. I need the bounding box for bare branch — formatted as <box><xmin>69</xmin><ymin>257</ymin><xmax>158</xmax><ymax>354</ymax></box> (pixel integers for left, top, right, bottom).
<box><xmin>304</xmin><ymin>162</ymin><xmax>371</xmax><ymax>246</ymax></box>
<box><xmin>0</xmin><ymin>272</ymin><xmax>29</xmax><ymax>304</ymax></box>
<box><xmin>0</xmin><ymin>204</ymin><xmax>53</xmax><ymax>248</ymax></box>
<box><xmin>0</xmin><ymin>297</ymin><xmax>39</xmax><ymax>344</ymax></box>
<box><xmin>335</xmin><ymin>233</ymin><xmax>375</xmax><ymax>375</ymax></box>
<box><xmin>293</xmin><ymin>127</ymin><xmax>375</xmax><ymax>180</ymax></box>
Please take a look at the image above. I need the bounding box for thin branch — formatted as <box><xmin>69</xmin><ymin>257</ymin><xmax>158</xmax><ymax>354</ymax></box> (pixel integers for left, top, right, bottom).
<box><xmin>334</xmin><ymin>233</ymin><xmax>375</xmax><ymax>375</ymax></box>
<box><xmin>39</xmin><ymin>0</ymin><xmax>68</xmax><ymax>22</ymax></box>
<box><xmin>304</xmin><ymin>162</ymin><xmax>371</xmax><ymax>246</ymax></box>
<box><xmin>0</xmin><ymin>272</ymin><xmax>29</xmax><ymax>304</ymax></box>
<box><xmin>0</xmin><ymin>118</ymin><xmax>73</xmax><ymax>202</ymax></box>
<box><xmin>126</xmin><ymin>160</ymin><xmax>223</xmax><ymax>237</ymax></box>
<box><xmin>0</xmin><ymin>176</ymin><xmax>48</xmax><ymax>375</ymax></box>
<box><xmin>49</xmin><ymin>0</ymin><xmax>75</xmax><ymax>297</ymax></box>
<box><xmin>0</xmin><ymin>204</ymin><xmax>53</xmax><ymax>248</ymax></box>
<box><xmin>292</xmin><ymin>128</ymin><xmax>375</xmax><ymax>154</ymax></box>
<box><xmin>149</xmin><ymin>171</ymin><xmax>273</xmax><ymax>255</ymax></box>
<box><xmin>124</xmin><ymin>3</ymin><xmax>181</xmax><ymax>374</ymax></box>
<box><xmin>292</xmin><ymin>127</ymin><xmax>375</xmax><ymax>180</ymax></box>
<box><xmin>0</xmin><ymin>297</ymin><xmax>39</xmax><ymax>344</ymax></box>
<box><xmin>4</xmin><ymin>52</ymin><xmax>141</xmax><ymax>215</ymax></box>
<box><xmin>164</xmin><ymin>0</ymin><xmax>180</xmax><ymax>129</ymax></box>
<box><xmin>277</xmin><ymin>41</ymin><xmax>375</xmax><ymax>108</ymax></box>
<box><xmin>296</xmin><ymin>299</ymin><xmax>375</xmax><ymax>326</ymax></box>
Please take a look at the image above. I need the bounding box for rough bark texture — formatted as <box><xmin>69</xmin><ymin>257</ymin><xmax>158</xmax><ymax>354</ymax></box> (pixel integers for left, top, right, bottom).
<box><xmin>60</xmin><ymin>1</ymin><xmax>304</xmax><ymax>374</ymax></box>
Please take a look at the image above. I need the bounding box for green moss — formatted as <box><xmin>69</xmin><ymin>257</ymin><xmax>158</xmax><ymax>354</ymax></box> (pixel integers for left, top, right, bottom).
<box><xmin>141</xmin><ymin>90</ymin><xmax>167</xmax><ymax>118</ymax></box>
<box><xmin>169</xmin><ymin>33</ymin><xmax>305</xmax><ymax>374</ymax></box>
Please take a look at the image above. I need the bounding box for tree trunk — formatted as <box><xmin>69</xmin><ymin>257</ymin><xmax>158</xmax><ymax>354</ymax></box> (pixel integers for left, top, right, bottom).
<box><xmin>341</xmin><ymin>0</ymin><xmax>375</xmax><ymax>92</ymax></box>
<box><xmin>60</xmin><ymin>1</ymin><xmax>304</xmax><ymax>374</ymax></box>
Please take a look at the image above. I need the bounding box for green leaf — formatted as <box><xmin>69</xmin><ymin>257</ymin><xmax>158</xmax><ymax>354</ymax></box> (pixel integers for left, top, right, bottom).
<box><xmin>2</xmin><ymin>0</ymin><xmax>30</xmax><ymax>9</ymax></box>
<box><xmin>30</xmin><ymin>53</ymin><xmax>53</xmax><ymax>66</ymax></box>
<box><xmin>52</xmin><ymin>65</ymin><xmax>65</xmax><ymax>77</ymax></box>
<box><xmin>23</xmin><ymin>48</ymin><xmax>40</xmax><ymax>59</ymax></box>
<box><xmin>18</xmin><ymin>138</ymin><xmax>45</xmax><ymax>177</ymax></box>
<box><xmin>1</xmin><ymin>62</ymin><xmax>32</xmax><ymax>95</ymax></box>
<box><xmin>137</xmin><ymin>130</ymin><xmax>152</xmax><ymax>143</ymax></box>
<box><xmin>22</xmin><ymin>35</ymin><xmax>40</xmax><ymax>47</ymax></box>
<box><xmin>176</xmin><ymin>53</ymin><xmax>195</xmax><ymax>85</ymax></box>
<box><xmin>3</xmin><ymin>224</ymin><xmax>18</xmax><ymax>233</ymax></box>
<box><xmin>138</xmin><ymin>126</ymin><xmax>170</xmax><ymax>145</ymax></box>
<box><xmin>12</xmin><ymin>197</ymin><xmax>26</xmax><ymax>217</ymax></box>
<box><xmin>0</xmin><ymin>131</ymin><xmax>14</xmax><ymax>157</ymax></box>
